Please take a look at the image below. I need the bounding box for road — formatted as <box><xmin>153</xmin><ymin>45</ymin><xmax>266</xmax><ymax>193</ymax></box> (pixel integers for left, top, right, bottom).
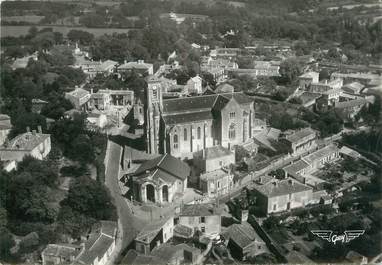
<box><xmin>105</xmin><ymin>140</ymin><xmax>139</xmax><ymax>260</ymax></box>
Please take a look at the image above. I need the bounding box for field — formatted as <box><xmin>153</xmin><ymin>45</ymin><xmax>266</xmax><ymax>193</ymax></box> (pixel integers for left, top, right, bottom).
<box><xmin>1</xmin><ymin>25</ymin><xmax>133</xmax><ymax>38</ymax></box>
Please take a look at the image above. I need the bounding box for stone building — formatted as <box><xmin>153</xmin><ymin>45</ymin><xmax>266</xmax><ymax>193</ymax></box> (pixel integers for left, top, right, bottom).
<box><xmin>184</xmin><ymin>75</ymin><xmax>203</xmax><ymax>94</ymax></box>
<box><xmin>199</xmin><ymin>168</ymin><xmax>234</xmax><ymax>198</ymax></box>
<box><xmin>117</xmin><ymin>60</ymin><xmax>154</xmax><ymax>75</ymax></box>
<box><xmin>65</xmin><ymin>87</ymin><xmax>90</xmax><ymax>110</ymax></box>
<box><xmin>178</xmin><ymin>203</ymin><xmax>221</xmax><ymax>237</ymax></box>
<box><xmin>252</xmin><ymin>177</ymin><xmax>313</xmax><ymax>215</ymax></box>
<box><xmin>126</xmin><ymin>154</ymin><xmax>190</xmax><ymax>205</ymax></box>
<box><xmin>0</xmin><ymin>114</ymin><xmax>12</xmax><ymax>146</ymax></box>
<box><xmin>280</xmin><ymin>128</ymin><xmax>317</xmax><ymax>155</ymax></box>
<box><xmin>145</xmin><ymin>78</ymin><xmax>256</xmax><ymax>159</ymax></box>
<box><xmin>193</xmin><ymin>145</ymin><xmax>235</xmax><ymax>173</ymax></box>
<box><xmin>0</xmin><ymin>127</ymin><xmax>51</xmax><ymax>162</ymax></box>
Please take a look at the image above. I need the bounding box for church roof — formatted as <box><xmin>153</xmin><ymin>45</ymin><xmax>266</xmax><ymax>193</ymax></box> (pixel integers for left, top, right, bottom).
<box><xmin>163</xmin><ymin>111</ymin><xmax>213</xmax><ymax>125</ymax></box>
<box><xmin>162</xmin><ymin>92</ymin><xmax>253</xmax><ymax>125</ymax></box>
<box><xmin>133</xmin><ymin>154</ymin><xmax>190</xmax><ymax>180</ymax></box>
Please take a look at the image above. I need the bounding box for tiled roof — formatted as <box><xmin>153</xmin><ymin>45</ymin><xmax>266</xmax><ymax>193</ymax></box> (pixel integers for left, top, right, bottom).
<box><xmin>299</xmin><ymin>92</ymin><xmax>321</xmax><ymax>105</ymax></box>
<box><xmin>136</xmin><ymin>217</ymin><xmax>173</xmax><ymax>243</ymax></box>
<box><xmin>174</xmin><ymin>224</ymin><xmax>193</xmax><ymax>238</ymax></box>
<box><xmin>3</xmin><ymin>132</ymin><xmax>50</xmax><ymax>151</ymax></box>
<box><xmin>180</xmin><ymin>203</ymin><xmax>221</xmax><ymax>217</ymax></box>
<box><xmin>283</xmin><ymin>160</ymin><xmax>309</xmax><ymax>175</ymax></box>
<box><xmin>151</xmin><ymin>243</ymin><xmax>200</xmax><ymax>262</ymax></box>
<box><xmin>42</xmin><ymin>243</ymin><xmax>82</xmax><ymax>259</ymax></box>
<box><xmin>200</xmin><ymin>169</ymin><xmax>229</xmax><ymax>182</ymax></box>
<box><xmin>302</xmin><ymin>144</ymin><xmax>338</xmax><ymax>165</ymax></box>
<box><xmin>163</xmin><ymin>111</ymin><xmax>213</xmax><ymax>125</ymax></box>
<box><xmin>254</xmin><ymin>178</ymin><xmax>312</xmax><ymax>198</ymax></box>
<box><xmin>119</xmin><ymin>61</ymin><xmax>153</xmax><ymax>70</ymax></box>
<box><xmin>162</xmin><ymin>95</ymin><xmax>218</xmax><ymax>113</ymax></box>
<box><xmin>285</xmin><ymin>128</ymin><xmax>316</xmax><ymax>144</ymax></box>
<box><xmin>66</xmin><ymin>88</ymin><xmax>89</xmax><ymax>99</ymax></box>
<box><xmin>77</xmin><ymin>221</ymin><xmax>117</xmax><ymax>265</ymax></box>
<box><xmin>194</xmin><ymin>145</ymin><xmax>233</xmax><ymax>160</ymax></box>
<box><xmin>224</xmin><ymin>222</ymin><xmax>263</xmax><ymax>249</ymax></box>
<box><xmin>133</xmin><ymin>154</ymin><xmax>190</xmax><ymax>180</ymax></box>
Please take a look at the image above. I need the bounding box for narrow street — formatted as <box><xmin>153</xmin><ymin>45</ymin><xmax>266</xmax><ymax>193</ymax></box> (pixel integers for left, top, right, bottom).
<box><xmin>104</xmin><ymin>140</ymin><xmax>140</xmax><ymax>260</ymax></box>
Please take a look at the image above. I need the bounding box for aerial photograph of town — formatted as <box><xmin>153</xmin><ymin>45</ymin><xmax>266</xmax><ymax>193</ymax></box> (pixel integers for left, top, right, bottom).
<box><xmin>0</xmin><ymin>0</ymin><xmax>381</xmax><ymax>264</ymax></box>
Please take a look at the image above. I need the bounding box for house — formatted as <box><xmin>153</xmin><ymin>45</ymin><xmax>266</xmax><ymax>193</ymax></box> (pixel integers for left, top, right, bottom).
<box><xmin>11</xmin><ymin>52</ymin><xmax>38</xmax><ymax>70</ymax></box>
<box><xmin>65</xmin><ymin>87</ymin><xmax>90</xmax><ymax>110</ymax></box>
<box><xmin>199</xmin><ymin>168</ymin><xmax>234</xmax><ymax>198</ymax></box>
<box><xmin>281</xmin><ymin>128</ymin><xmax>317</xmax><ymax>155</ymax></box>
<box><xmin>297</xmin><ymin>91</ymin><xmax>322</xmax><ymax>108</ymax></box>
<box><xmin>178</xmin><ymin>203</ymin><xmax>221</xmax><ymax>238</ymax></box>
<box><xmin>76</xmin><ymin>221</ymin><xmax>117</xmax><ymax>265</ymax></box>
<box><xmin>341</xmin><ymin>81</ymin><xmax>364</xmax><ymax>95</ymax></box>
<box><xmin>31</xmin><ymin>99</ymin><xmax>48</xmax><ymax>114</ymax></box>
<box><xmin>252</xmin><ymin>177</ymin><xmax>313</xmax><ymax>214</ymax></box>
<box><xmin>253</xmin><ymin>61</ymin><xmax>280</xmax><ymax>77</ymax></box>
<box><xmin>123</xmin><ymin>243</ymin><xmax>201</xmax><ymax>265</ymax></box>
<box><xmin>97</xmin><ymin>89</ymin><xmax>134</xmax><ymax>107</ymax></box>
<box><xmin>95</xmin><ymin>60</ymin><xmax>118</xmax><ymax>76</ymax></box>
<box><xmin>89</xmin><ymin>92</ymin><xmax>111</xmax><ymax>111</ymax></box>
<box><xmin>185</xmin><ymin>75</ymin><xmax>203</xmax><ymax>94</ymax></box>
<box><xmin>135</xmin><ymin>216</ymin><xmax>174</xmax><ymax>255</ymax></box>
<box><xmin>42</xmin><ymin>244</ymin><xmax>83</xmax><ymax>265</ymax></box>
<box><xmin>41</xmin><ymin>221</ymin><xmax>117</xmax><ymax>265</ymax></box>
<box><xmin>193</xmin><ymin>145</ymin><xmax>235</xmax><ymax>174</ymax></box>
<box><xmin>87</xmin><ymin>112</ymin><xmax>108</xmax><ymax>129</ymax></box>
<box><xmin>0</xmin><ymin>127</ymin><xmax>51</xmax><ymax>162</ymax></box>
<box><xmin>334</xmin><ymin>98</ymin><xmax>368</xmax><ymax>121</ymax></box>
<box><xmin>118</xmin><ymin>60</ymin><xmax>154</xmax><ymax>75</ymax></box>
<box><xmin>302</xmin><ymin>144</ymin><xmax>340</xmax><ymax>171</ymax></box>
<box><xmin>126</xmin><ymin>154</ymin><xmax>190</xmax><ymax>205</ymax></box>
<box><xmin>201</xmin><ymin>66</ymin><xmax>225</xmax><ymax>83</ymax></box>
<box><xmin>222</xmin><ymin>222</ymin><xmax>266</xmax><ymax>261</ymax></box>
<box><xmin>298</xmin><ymin>71</ymin><xmax>319</xmax><ymax>89</ymax></box>
<box><xmin>0</xmin><ymin>114</ymin><xmax>12</xmax><ymax>146</ymax></box>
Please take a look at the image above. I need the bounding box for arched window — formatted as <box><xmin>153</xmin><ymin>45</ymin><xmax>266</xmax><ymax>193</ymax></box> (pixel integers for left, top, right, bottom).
<box><xmin>229</xmin><ymin>124</ymin><xmax>235</xmax><ymax>139</ymax></box>
<box><xmin>197</xmin><ymin>127</ymin><xmax>201</xmax><ymax>139</ymax></box>
<box><xmin>184</xmin><ymin>128</ymin><xmax>187</xmax><ymax>141</ymax></box>
<box><xmin>173</xmin><ymin>134</ymin><xmax>178</xmax><ymax>149</ymax></box>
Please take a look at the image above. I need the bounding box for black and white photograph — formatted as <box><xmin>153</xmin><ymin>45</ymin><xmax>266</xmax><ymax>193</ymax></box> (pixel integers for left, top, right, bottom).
<box><xmin>0</xmin><ymin>0</ymin><xmax>381</xmax><ymax>264</ymax></box>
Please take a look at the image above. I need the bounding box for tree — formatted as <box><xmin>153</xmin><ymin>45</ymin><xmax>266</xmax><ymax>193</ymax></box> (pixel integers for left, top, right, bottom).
<box><xmin>279</xmin><ymin>59</ymin><xmax>302</xmax><ymax>84</ymax></box>
<box><xmin>68</xmin><ymin>134</ymin><xmax>95</xmax><ymax>164</ymax></box>
<box><xmin>63</xmin><ymin>176</ymin><xmax>116</xmax><ymax>220</ymax></box>
<box><xmin>67</xmin><ymin>30</ymin><xmax>94</xmax><ymax>45</ymax></box>
<box><xmin>0</xmin><ymin>228</ymin><xmax>15</xmax><ymax>261</ymax></box>
<box><xmin>9</xmin><ymin>112</ymin><xmax>47</xmax><ymax>139</ymax></box>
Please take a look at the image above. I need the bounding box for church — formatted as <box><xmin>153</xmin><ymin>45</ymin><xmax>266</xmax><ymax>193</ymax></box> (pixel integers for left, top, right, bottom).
<box><xmin>145</xmin><ymin>77</ymin><xmax>256</xmax><ymax>159</ymax></box>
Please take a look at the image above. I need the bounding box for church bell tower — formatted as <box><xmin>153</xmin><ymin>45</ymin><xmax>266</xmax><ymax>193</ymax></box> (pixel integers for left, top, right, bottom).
<box><xmin>145</xmin><ymin>77</ymin><xmax>163</xmax><ymax>154</ymax></box>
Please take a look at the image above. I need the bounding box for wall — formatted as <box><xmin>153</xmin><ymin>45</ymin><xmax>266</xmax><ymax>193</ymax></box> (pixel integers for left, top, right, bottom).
<box><xmin>179</xmin><ymin>214</ymin><xmax>221</xmax><ymax>236</ymax></box>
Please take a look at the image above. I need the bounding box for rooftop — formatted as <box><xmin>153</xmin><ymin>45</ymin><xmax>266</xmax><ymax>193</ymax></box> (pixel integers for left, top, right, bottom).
<box><xmin>283</xmin><ymin>160</ymin><xmax>310</xmax><ymax>175</ymax></box>
<box><xmin>302</xmin><ymin>144</ymin><xmax>338</xmax><ymax>165</ymax></box>
<box><xmin>66</xmin><ymin>87</ymin><xmax>89</xmax><ymax>99</ymax></box>
<box><xmin>200</xmin><ymin>168</ymin><xmax>230</xmax><ymax>182</ymax></box>
<box><xmin>285</xmin><ymin>128</ymin><xmax>316</xmax><ymax>144</ymax></box>
<box><xmin>254</xmin><ymin>177</ymin><xmax>312</xmax><ymax>198</ymax></box>
<box><xmin>3</xmin><ymin>132</ymin><xmax>50</xmax><ymax>151</ymax></box>
<box><xmin>133</xmin><ymin>154</ymin><xmax>190</xmax><ymax>181</ymax></box>
<box><xmin>42</xmin><ymin>243</ymin><xmax>82</xmax><ymax>259</ymax></box>
<box><xmin>223</xmin><ymin>222</ymin><xmax>264</xmax><ymax>249</ymax></box>
<box><xmin>136</xmin><ymin>216</ymin><xmax>173</xmax><ymax>243</ymax></box>
<box><xmin>151</xmin><ymin>243</ymin><xmax>200</xmax><ymax>263</ymax></box>
<box><xmin>119</xmin><ymin>60</ymin><xmax>153</xmax><ymax>70</ymax></box>
<box><xmin>180</xmin><ymin>203</ymin><xmax>221</xmax><ymax>217</ymax></box>
<box><xmin>194</xmin><ymin>145</ymin><xmax>233</xmax><ymax>160</ymax></box>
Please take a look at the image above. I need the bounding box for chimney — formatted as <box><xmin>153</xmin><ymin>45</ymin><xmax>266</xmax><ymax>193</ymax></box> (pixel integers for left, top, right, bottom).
<box><xmin>138</xmin><ymin>60</ymin><xmax>144</xmax><ymax>64</ymax></box>
<box><xmin>32</xmin><ymin>130</ymin><xmax>36</xmax><ymax>135</ymax></box>
<box><xmin>258</xmin><ymin>176</ymin><xmax>262</xmax><ymax>184</ymax></box>
<box><xmin>90</xmin><ymin>88</ymin><xmax>93</xmax><ymax>94</ymax></box>
<box><xmin>26</xmin><ymin>126</ymin><xmax>31</xmax><ymax>133</ymax></box>
<box><xmin>124</xmin><ymin>59</ymin><xmax>127</xmax><ymax>65</ymax></box>
<box><xmin>303</xmin><ymin>177</ymin><xmax>306</xmax><ymax>184</ymax></box>
<box><xmin>37</xmin><ymin>125</ymin><xmax>42</xmax><ymax>133</ymax></box>
<box><xmin>241</xmin><ymin>209</ymin><xmax>249</xmax><ymax>223</ymax></box>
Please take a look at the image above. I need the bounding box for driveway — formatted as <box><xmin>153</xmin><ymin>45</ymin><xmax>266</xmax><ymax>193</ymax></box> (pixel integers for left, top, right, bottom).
<box><xmin>105</xmin><ymin>140</ymin><xmax>141</xmax><ymax>258</ymax></box>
